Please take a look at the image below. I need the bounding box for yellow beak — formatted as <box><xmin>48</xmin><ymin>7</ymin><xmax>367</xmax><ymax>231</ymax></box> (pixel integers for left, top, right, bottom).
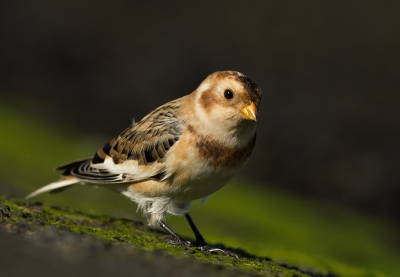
<box><xmin>241</xmin><ymin>102</ymin><xmax>257</xmax><ymax>121</ymax></box>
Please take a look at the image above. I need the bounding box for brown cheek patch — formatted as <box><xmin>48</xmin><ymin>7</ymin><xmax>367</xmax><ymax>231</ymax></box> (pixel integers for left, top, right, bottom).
<box><xmin>199</xmin><ymin>88</ymin><xmax>218</xmax><ymax>114</ymax></box>
<box><xmin>188</xmin><ymin>125</ymin><xmax>256</xmax><ymax>168</ymax></box>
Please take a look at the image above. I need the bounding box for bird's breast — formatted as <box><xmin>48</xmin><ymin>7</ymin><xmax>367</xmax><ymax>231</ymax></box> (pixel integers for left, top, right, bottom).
<box><xmin>162</xmin><ymin>125</ymin><xmax>256</xmax><ymax>200</ymax></box>
<box><xmin>185</xmin><ymin>124</ymin><xmax>256</xmax><ymax>168</ymax></box>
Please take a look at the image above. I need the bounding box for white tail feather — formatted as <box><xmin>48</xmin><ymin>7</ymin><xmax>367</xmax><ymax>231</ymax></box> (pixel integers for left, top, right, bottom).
<box><xmin>25</xmin><ymin>179</ymin><xmax>79</xmax><ymax>200</ymax></box>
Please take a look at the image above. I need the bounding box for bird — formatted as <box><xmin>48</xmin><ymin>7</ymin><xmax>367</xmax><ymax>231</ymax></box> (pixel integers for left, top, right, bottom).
<box><xmin>26</xmin><ymin>70</ymin><xmax>262</xmax><ymax>255</ymax></box>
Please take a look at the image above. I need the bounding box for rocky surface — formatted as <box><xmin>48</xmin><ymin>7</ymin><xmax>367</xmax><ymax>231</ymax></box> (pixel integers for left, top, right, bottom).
<box><xmin>0</xmin><ymin>196</ymin><xmax>337</xmax><ymax>277</ymax></box>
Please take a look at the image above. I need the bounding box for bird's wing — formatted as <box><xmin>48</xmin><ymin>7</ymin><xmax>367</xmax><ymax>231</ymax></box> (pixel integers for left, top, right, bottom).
<box><xmin>57</xmin><ymin>98</ymin><xmax>184</xmax><ymax>184</ymax></box>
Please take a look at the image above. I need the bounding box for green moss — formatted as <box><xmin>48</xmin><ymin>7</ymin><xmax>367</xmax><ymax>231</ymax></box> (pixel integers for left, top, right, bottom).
<box><xmin>1</xmin><ymin>195</ymin><xmax>333</xmax><ymax>277</ymax></box>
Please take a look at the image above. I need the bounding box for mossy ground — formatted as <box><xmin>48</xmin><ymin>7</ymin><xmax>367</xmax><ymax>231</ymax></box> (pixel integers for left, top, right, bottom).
<box><xmin>1</xmin><ymin>195</ymin><xmax>322</xmax><ymax>277</ymax></box>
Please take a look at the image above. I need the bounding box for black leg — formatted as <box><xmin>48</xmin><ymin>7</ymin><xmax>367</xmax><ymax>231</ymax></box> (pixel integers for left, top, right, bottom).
<box><xmin>158</xmin><ymin>214</ymin><xmax>239</xmax><ymax>258</ymax></box>
<box><xmin>184</xmin><ymin>213</ymin><xmax>239</xmax><ymax>258</ymax></box>
<box><xmin>185</xmin><ymin>213</ymin><xmax>206</xmax><ymax>246</ymax></box>
<box><xmin>157</xmin><ymin>220</ymin><xmax>191</xmax><ymax>249</ymax></box>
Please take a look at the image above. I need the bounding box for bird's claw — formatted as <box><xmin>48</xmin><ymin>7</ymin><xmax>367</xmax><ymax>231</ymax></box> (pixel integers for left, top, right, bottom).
<box><xmin>198</xmin><ymin>245</ymin><xmax>239</xmax><ymax>258</ymax></box>
<box><xmin>162</xmin><ymin>235</ymin><xmax>192</xmax><ymax>249</ymax></box>
<box><xmin>163</xmin><ymin>236</ymin><xmax>239</xmax><ymax>258</ymax></box>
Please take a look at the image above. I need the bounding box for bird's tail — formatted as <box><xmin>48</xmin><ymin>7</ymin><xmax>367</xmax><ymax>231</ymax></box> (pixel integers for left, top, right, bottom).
<box><xmin>25</xmin><ymin>177</ymin><xmax>79</xmax><ymax>200</ymax></box>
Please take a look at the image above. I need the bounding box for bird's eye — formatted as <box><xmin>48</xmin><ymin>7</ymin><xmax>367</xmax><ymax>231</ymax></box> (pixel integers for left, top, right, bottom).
<box><xmin>224</xmin><ymin>89</ymin><xmax>234</xmax><ymax>99</ymax></box>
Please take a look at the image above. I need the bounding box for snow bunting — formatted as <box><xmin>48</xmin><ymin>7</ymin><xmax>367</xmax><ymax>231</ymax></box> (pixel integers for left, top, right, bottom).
<box><xmin>26</xmin><ymin>70</ymin><xmax>261</xmax><ymax>255</ymax></box>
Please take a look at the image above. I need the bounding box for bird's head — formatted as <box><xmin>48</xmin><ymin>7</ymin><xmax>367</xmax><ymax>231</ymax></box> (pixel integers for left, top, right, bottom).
<box><xmin>192</xmin><ymin>71</ymin><xmax>262</xmax><ymax>137</ymax></box>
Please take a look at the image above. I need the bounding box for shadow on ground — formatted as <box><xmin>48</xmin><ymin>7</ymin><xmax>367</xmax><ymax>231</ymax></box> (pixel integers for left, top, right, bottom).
<box><xmin>0</xmin><ymin>196</ymin><xmax>337</xmax><ymax>277</ymax></box>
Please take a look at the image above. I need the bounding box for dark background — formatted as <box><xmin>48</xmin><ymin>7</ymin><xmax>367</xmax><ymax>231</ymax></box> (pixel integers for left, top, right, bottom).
<box><xmin>1</xmin><ymin>1</ymin><xmax>399</xmax><ymax>220</ymax></box>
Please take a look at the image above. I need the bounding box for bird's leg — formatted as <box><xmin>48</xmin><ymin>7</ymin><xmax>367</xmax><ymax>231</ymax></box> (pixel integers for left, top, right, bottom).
<box><xmin>184</xmin><ymin>213</ymin><xmax>239</xmax><ymax>258</ymax></box>
<box><xmin>158</xmin><ymin>213</ymin><xmax>238</xmax><ymax>257</ymax></box>
<box><xmin>184</xmin><ymin>213</ymin><xmax>206</xmax><ymax>246</ymax></box>
<box><xmin>157</xmin><ymin>220</ymin><xmax>191</xmax><ymax>249</ymax></box>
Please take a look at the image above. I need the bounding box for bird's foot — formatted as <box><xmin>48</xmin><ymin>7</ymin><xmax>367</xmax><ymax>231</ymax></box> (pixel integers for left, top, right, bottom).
<box><xmin>162</xmin><ymin>235</ymin><xmax>192</xmax><ymax>250</ymax></box>
<box><xmin>163</xmin><ymin>236</ymin><xmax>238</xmax><ymax>258</ymax></box>
<box><xmin>197</xmin><ymin>244</ymin><xmax>239</xmax><ymax>258</ymax></box>
<box><xmin>158</xmin><ymin>219</ymin><xmax>238</xmax><ymax>258</ymax></box>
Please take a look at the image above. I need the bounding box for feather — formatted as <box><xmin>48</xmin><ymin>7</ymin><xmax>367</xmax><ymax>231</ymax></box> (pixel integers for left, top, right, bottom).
<box><xmin>25</xmin><ymin>178</ymin><xmax>78</xmax><ymax>199</ymax></box>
